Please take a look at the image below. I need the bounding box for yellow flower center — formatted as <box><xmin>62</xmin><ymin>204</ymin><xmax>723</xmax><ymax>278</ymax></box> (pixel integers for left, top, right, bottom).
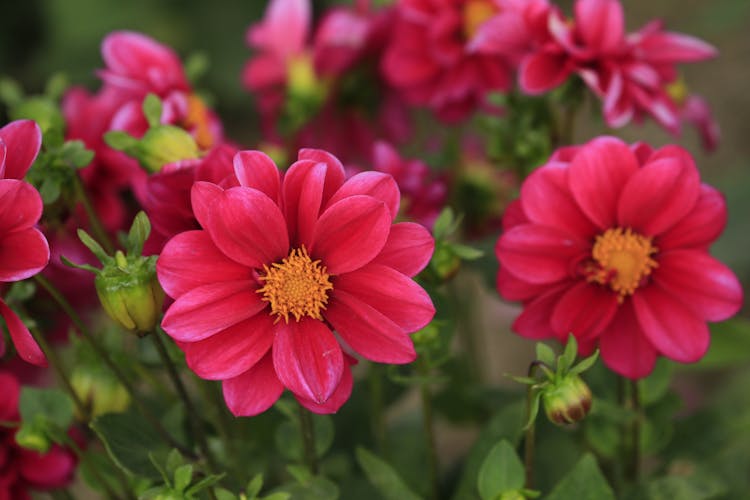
<box><xmin>257</xmin><ymin>247</ymin><xmax>333</xmax><ymax>323</ymax></box>
<box><xmin>665</xmin><ymin>77</ymin><xmax>688</xmax><ymax>107</ymax></box>
<box><xmin>586</xmin><ymin>227</ymin><xmax>658</xmax><ymax>302</ymax></box>
<box><xmin>463</xmin><ymin>0</ymin><xmax>498</xmax><ymax>40</ymax></box>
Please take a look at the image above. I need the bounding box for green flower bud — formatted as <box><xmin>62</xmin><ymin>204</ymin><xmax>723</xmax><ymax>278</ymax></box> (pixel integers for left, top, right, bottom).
<box><xmin>542</xmin><ymin>374</ymin><xmax>592</xmax><ymax>425</ymax></box>
<box><xmin>498</xmin><ymin>490</ymin><xmax>527</xmax><ymax>500</ymax></box>
<box><xmin>70</xmin><ymin>367</ymin><xmax>130</xmax><ymax>418</ymax></box>
<box><xmin>95</xmin><ymin>251</ymin><xmax>164</xmax><ymax>334</ymax></box>
<box><xmin>15</xmin><ymin>423</ymin><xmax>51</xmax><ymax>453</ymax></box>
<box><xmin>137</xmin><ymin>125</ymin><xmax>200</xmax><ymax>172</ymax></box>
<box><xmin>429</xmin><ymin>242</ymin><xmax>461</xmax><ymax>282</ymax></box>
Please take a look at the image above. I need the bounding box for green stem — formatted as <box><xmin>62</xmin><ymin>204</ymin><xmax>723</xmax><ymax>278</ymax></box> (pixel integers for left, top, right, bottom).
<box><xmin>297</xmin><ymin>402</ymin><xmax>318</xmax><ymax>475</ymax></box>
<box><xmin>62</xmin><ymin>431</ymin><xmax>133</xmax><ymax>500</ymax></box>
<box><xmin>73</xmin><ymin>174</ymin><xmax>114</xmax><ymax>255</ymax></box>
<box><xmin>417</xmin><ymin>359</ymin><xmax>439</xmax><ymax>500</ymax></box>
<box><xmin>627</xmin><ymin>379</ymin><xmax>641</xmax><ymax>482</ymax></box>
<box><xmin>523</xmin><ymin>362</ymin><xmax>542</xmax><ymax>490</ymax></box>
<box><xmin>149</xmin><ymin>329</ymin><xmax>218</xmax><ymax>471</ymax></box>
<box><xmin>368</xmin><ymin>363</ymin><xmax>388</xmax><ymax>457</ymax></box>
<box><xmin>33</xmin><ymin>274</ymin><xmax>195</xmax><ymax>458</ymax></box>
<box><xmin>449</xmin><ymin>279</ymin><xmax>482</xmax><ymax>382</ymax></box>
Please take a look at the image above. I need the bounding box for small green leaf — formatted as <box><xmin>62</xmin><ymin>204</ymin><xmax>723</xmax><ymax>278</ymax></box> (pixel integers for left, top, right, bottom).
<box><xmin>185</xmin><ymin>473</ymin><xmax>225</xmax><ymax>496</ymax></box>
<box><xmin>559</xmin><ymin>335</ymin><xmax>578</xmax><ymax>372</ymax></box>
<box><xmin>569</xmin><ymin>350</ymin><xmax>599</xmax><ymax>376</ymax></box>
<box><xmin>432</xmin><ymin>207</ymin><xmax>455</xmax><ymax>240</ymax></box>
<box><xmin>246</xmin><ymin>474</ymin><xmax>264</xmax><ymax>499</ymax></box>
<box><xmin>174</xmin><ymin>464</ymin><xmax>193</xmax><ymax>492</ymax></box>
<box><xmin>39</xmin><ymin>177</ymin><xmax>61</xmax><ymax>204</ymax></box>
<box><xmin>165</xmin><ymin>448</ymin><xmax>184</xmax><ymax>478</ymax></box>
<box><xmin>355</xmin><ymin>447</ymin><xmax>422</xmax><ymax>500</ymax></box>
<box><xmin>185</xmin><ymin>52</ymin><xmax>210</xmax><ymax>82</ymax></box>
<box><xmin>60</xmin><ymin>255</ymin><xmax>100</xmax><ymax>274</ymax></box>
<box><xmin>508</xmin><ymin>375</ymin><xmax>538</xmax><ymax>385</ymax></box>
<box><xmin>77</xmin><ymin>229</ymin><xmax>112</xmax><ymax>264</ymax></box>
<box><xmin>104</xmin><ymin>130</ymin><xmax>138</xmax><ymax>152</ymax></box>
<box><xmin>546</xmin><ymin>454</ymin><xmax>615</xmax><ymax>500</ymax></box>
<box><xmin>262</xmin><ymin>493</ymin><xmax>292</xmax><ymax>500</ymax></box>
<box><xmin>142</xmin><ymin>93</ymin><xmax>163</xmax><ymax>128</ymax></box>
<box><xmin>477</xmin><ymin>440</ymin><xmax>525</xmax><ymax>499</ymax></box>
<box><xmin>524</xmin><ymin>392</ymin><xmax>542</xmax><ymax>430</ymax></box>
<box><xmin>535</xmin><ymin>343</ymin><xmax>556</xmax><ymax>368</ymax></box>
<box><xmin>450</xmin><ymin>243</ymin><xmax>484</xmax><ymax>260</ymax></box>
<box><xmin>0</xmin><ymin>77</ymin><xmax>23</xmax><ymax>106</ymax></box>
<box><xmin>645</xmin><ymin>470</ymin><xmax>727</xmax><ymax>500</ymax></box>
<box><xmin>19</xmin><ymin>387</ymin><xmax>74</xmax><ymax>431</ymax></box>
<box><xmin>60</xmin><ymin>140</ymin><xmax>94</xmax><ymax>168</ymax></box>
<box><xmin>127</xmin><ymin>211</ymin><xmax>152</xmax><ymax>256</ymax></box>
<box><xmin>44</xmin><ymin>72</ymin><xmax>69</xmax><ymax>100</ymax></box>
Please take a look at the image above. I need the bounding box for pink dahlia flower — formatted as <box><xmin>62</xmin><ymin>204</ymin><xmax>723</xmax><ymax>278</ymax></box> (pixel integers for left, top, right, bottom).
<box><xmin>0</xmin><ymin>372</ymin><xmax>79</xmax><ymax>498</ymax></box>
<box><xmin>157</xmin><ymin>149</ymin><xmax>435</xmax><ymax>415</ymax></box>
<box><xmin>381</xmin><ymin>0</ymin><xmax>513</xmax><ymax>122</ymax></box>
<box><xmin>495</xmin><ymin>137</ymin><xmax>743</xmax><ymax>379</ymax></box>
<box><xmin>0</xmin><ymin>121</ymin><xmax>50</xmax><ymax>366</ymax></box>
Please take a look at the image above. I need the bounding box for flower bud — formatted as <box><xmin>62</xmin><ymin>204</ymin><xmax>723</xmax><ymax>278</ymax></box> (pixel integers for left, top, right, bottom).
<box><xmin>15</xmin><ymin>424</ymin><xmax>51</xmax><ymax>453</ymax></box>
<box><xmin>498</xmin><ymin>491</ymin><xmax>528</xmax><ymax>500</ymax></box>
<box><xmin>95</xmin><ymin>251</ymin><xmax>164</xmax><ymax>334</ymax></box>
<box><xmin>428</xmin><ymin>243</ymin><xmax>461</xmax><ymax>282</ymax></box>
<box><xmin>541</xmin><ymin>374</ymin><xmax>592</xmax><ymax>425</ymax></box>
<box><xmin>137</xmin><ymin>125</ymin><xmax>200</xmax><ymax>172</ymax></box>
<box><xmin>70</xmin><ymin>367</ymin><xmax>130</xmax><ymax>418</ymax></box>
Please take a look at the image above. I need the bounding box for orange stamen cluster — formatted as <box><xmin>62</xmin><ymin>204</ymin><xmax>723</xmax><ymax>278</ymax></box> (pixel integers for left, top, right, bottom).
<box><xmin>257</xmin><ymin>246</ymin><xmax>333</xmax><ymax>323</ymax></box>
<box><xmin>586</xmin><ymin>227</ymin><xmax>658</xmax><ymax>302</ymax></box>
<box><xmin>463</xmin><ymin>0</ymin><xmax>498</xmax><ymax>40</ymax></box>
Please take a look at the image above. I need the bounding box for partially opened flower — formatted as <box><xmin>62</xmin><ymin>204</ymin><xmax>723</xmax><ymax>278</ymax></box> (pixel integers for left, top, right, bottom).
<box><xmin>0</xmin><ymin>120</ymin><xmax>50</xmax><ymax>366</ymax></box>
<box><xmin>157</xmin><ymin>149</ymin><xmax>435</xmax><ymax>415</ymax></box>
<box><xmin>495</xmin><ymin>137</ymin><xmax>742</xmax><ymax>378</ymax></box>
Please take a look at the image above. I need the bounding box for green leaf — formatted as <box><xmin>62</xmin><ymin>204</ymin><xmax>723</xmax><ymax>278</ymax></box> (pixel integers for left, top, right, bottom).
<box><xmin>535</xmin><ymin>343</ymin><xmax>556</xmax><ymax>369</ymax></box>
<box><xmin>433</xmin><ymin>207</ymin><xmax>455</xmax><ymax>240</ymax></box>
<box><xmin>274</xmin><ymin>414</ymin><xmax>334</xmax><ymax>460</ymax></box>
<box><xmin>39</xmin><ymin>177</ymin><xmax>61</xmax><ymax>204</ymax></box>
<box><xmin>19</xmin><ymin>387</ymin><xmax>74</xmax><ymax>431</ymax></box>
<box><xmin>639</xmin><ymin>359</ymin><xmax>672</xmax><ymax>406</ymax></box>
<box><xmin>559</xmin><ymin>335</ymin><xmax>578</xmax><ymax>372</ymax></box>
<box><xmin>127</xmin><ymin>211</ymin><xmax>151</xmax><ymax>256</ymax></box>
<box><xmin>165</xmin><ymin>448</ymin><xmax>184</xmax><ymax>478</ymax></box>
<box><xmin>174</xmin><ymin>464</ymin><xmax>193</xmax><ymax>492</ymax></box>
<box><xmin>91</xmin><ymin>411</ymin><xmax>171</xmax><ymax>478</ymax></box>
<box><xmin>60</xmin><ymin>255</ymin><xmax>100</xmax><ymax>274</ymax></box>
<box><xmin>104</xmin><ymin>130</ymin><xmax>138</xmax><ymax>152</ymax></box>
<box><xmin>645</xmin><ymin>471</ymin><xmax>727</xmax><ymax>500</ymax></box>
<box><xmin>355</xmin><ymin>447</ymin><xmax>422</xmax><ymax>500</ymax></box>
<box><xmin>451</xmin><ymin>243</ymin><xmax>483</xmax><ymax>260</ymax></box>
<box><xmin>77</xmin><ymin>228</ymin><xmax>112</xmax><ymax>264</ymax></box>
<box><xmin>569</xmin><ymin>350</ymin><xmax>599</xmax><ymax>376</ymax></box>
<box><xmin>524</xmin><ymin>392</ymin><xmax>541</xmax><ymax>431</ymax></box>
<box><xmin>282</xmin><ymin>465</ymin><xmax>339</xmax><ymax>500</ymax></box>
<box><xmin>692</xmin><ymin>318</ymin><xmax>750</xmax><ymax>370</ymax></box>
<box><xmin>545</xmin><ymin>454</ymin><xmax>615</xmax><ymax>500</ymax></box>
<box><xmin>246</xmin><ymin>474</ymin><xmax>264</xmax><ymax>499</ymax></box>
<box><xmin>185</xmin><ymin>52</ymin><xmax>210</xmax><ymax>83</ymax></box>
<box><xmin>0</xmin><ymin>77</ymin><xmax>23</xmax><ymax>106</ymax></box>
<box><xmin>142</xmin><ymin>93</ymin><xmax>163</xmax><ymax>128</ymax></box>
<box><xmin>477</xmin><ymin>440</ymin><xmax>524</xmax><ymax>499</ymax></box>
<box><xmin>185</xmin><ymin>473</ymin><xmax>225</xmax><ymax>496</ymax></box>
<box><xmin>60</xmin><ymin>140</ymin><xmax>94</xmax><ymax>168</ymax></box>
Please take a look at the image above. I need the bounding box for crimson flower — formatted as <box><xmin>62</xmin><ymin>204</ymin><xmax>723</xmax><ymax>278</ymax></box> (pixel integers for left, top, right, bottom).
<box><xmin>495</xmin><ymin>137</ymin><xmax>743</xmax><ymax>378</ymax></box>
<box><xmin>157</xmin><ymin>149</ymin><xmax>435</xmax><ymax>415</ymax></box>
<box><xmin>0</xmin><ymin>121</ymin><xmax>50</xmax><ymax>367</ymax></box>
<box><xmin>0</xmin><ymin>372</ymin><xmax>78</xmax><ymax>499</ymax></box>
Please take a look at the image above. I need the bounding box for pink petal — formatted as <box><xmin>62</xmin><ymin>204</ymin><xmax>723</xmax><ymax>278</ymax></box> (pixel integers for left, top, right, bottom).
<box><xmin>599</xmin><ymin>300</ymin><xmax>657</xmax><ymax>379</ymax></box>
<box><xmin>233</xmin><ymin>150</ymin><xmax>281</xmax><ymax>202</ymax></box>
<box><xmin>601</xmin><ymin>70</ymin><xmax>634</xmax><ymax>128</ymax></box>
<box><xmin>325</xmin><ymin>289</ymin><xmax>416</xmax><ymax>363</ymax></box>
<box><xmin>334</xmin><ymin>264</ymin><xmax>434</xmax><ymax>333</ymax></box>
<box><xmin>0</xmin><ymin>300</ymin><xmax>46</xmax><ymax>366</ymax></box>
<box><xmin>521</xmin><ymin>162</ymin><xmax>597</xmax><ymax>237</ymax></box>
<box><xmin>181</xmin><ymin>312</ymin><xmax>275</xmax><ymax>380</ymax></box>
<box><xmin>0</xmin><ymin>228</ymin><xmax>49</xmax><ymax>282</ymax></box>
<box><xmin>283</xmin><ymin>160</ymin><xmax>327</xmax><ymax>248</ymax></box>
<box><xmin>191</xmin><ymin>181</ymin><xmax>224</xmax><ymax>231</ymax></box>
<box><xmin>658</xmin><ymin>184</ymin><xmax>726</xmax><ymax>250</ymax></box>
<box><xmin>568</xmin><ymin>136</ymin><xmax>639</xmax><ymax>230</ymax></box>
<box><xmin>273</xmin><ymin>318</ymin><xmax>344</xmax><ymax>404</ymax></box>
<box><xmin>311</xmin><ymin>195</ymin><xmax>391</xmax><ymax>275</ymax></box>
<box><xmin>496</xmin><ymin>265</ymin><xmax>550</xmax><ymax>301</ymax></box>
<box><xmin>157</xmin><ymin>230</ymin><xmax>252</xmax><ymax>299</ymax></box>
<box><xmin>326</xmin><ymin>172</ymin><xmax>400</xmax><ymax>221</ymax></box>
<box><xmin>636</xmin><ymin>32</ymin><xmax>717</xmax><ymax>64</ymax></box>
<box><xmin>370</xmin><ymin>222</ymin><xmax>434</xmax><ymax>277</ymax></box>
<box><xmin>519</xmin><ymin>51</ymin><xmax>571</xmax><ymax>95</ymax></box>
<box><xmin>0</xmin><ymin>372</ymin><xmax>20</xmax><ymax>420</ymax></box>
<box><xmin>512</xmin><ymin>283</ymin><xmax>570</xmax><ymax>340</ymax></box>
<box><xmin>296</xmin><ymin>360</ymin><xmax>353</xmax><ymax>414</ymax></box>
<box><xmin>161</xmin><ymin>280</ymin><xmax>266</xmax><ymax>342</ymax></box>
<box><xmin>633</xmin><ymin>285</ymin><xmax>710</xmax><ymax>363</ymax></box>
<box><xmin>617</xmin><ymin>156</ymin><xmax>700</xmax><ymax>236</ymax></box>
<box><xmin>252</xmin><ymin>0</ymin><xmax>311</xmax><ymax>58</ymax></box>
<box><xmin>655</xmin><ymin>250</ymin><xmax>742</xmax><ymax>322</ymax></box>
<box><xmin>550</xmin><ymin>281</ymin><xmax>619</xmax><ymax>340</ymax></box>
<box><xmin>0</xmin><ymin>179</ymin><xmax>43</xmax><ymax>233</ymax></box>
<box><xmin>241</xmin><ymin>54</ymin><xmax>287</xmax><ymax>91</ymax></box>
<box><xmin>204</xmin><ymin>187</ymin><xmax>289</xmax><ymax>268</ymax></box>
<box><xmin>18</xmin><ymin>445</ymin><xmax>76</xmax><ymax>488</ymax></box>
<box><xmin>297</xmin><ymin>149</ymin><xmax>346</xmax><ymax>202</ymax></box>
<box><xmin>496</xmin><ymin>224</ymin><xmax>588</xmax><ymax>284</ymax></box>
<box><xmin>0</xmin><ymin>120</ymin><xmax>42</xmax><ymax>180</ymax></box>
<box><xmin>575</xmin><ymin>0</ymin><xmax>624</xmax><ymax>53</ymax></box>
<box><xmin>223</xmin><ymin>353</ymin><xmax>284</xmax><ymax>417</ymax></box>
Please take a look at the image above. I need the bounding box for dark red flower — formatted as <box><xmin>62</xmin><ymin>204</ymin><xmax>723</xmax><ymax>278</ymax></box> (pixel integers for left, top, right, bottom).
<box><xmin>495</xmin><ymin>137</ymin><xmax>742</xmax><ymax>378</ymax></box>
<box><xmin>157</xmin><ymin>149</ymin><xmax>435</xmax><ymax>415</ymax></box>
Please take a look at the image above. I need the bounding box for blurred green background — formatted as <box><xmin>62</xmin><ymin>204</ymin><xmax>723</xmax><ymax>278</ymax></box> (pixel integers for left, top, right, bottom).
<box><xmin>1</xmin><ymin>0</ymin><xmax>748</xmax><ymax>294</ymax></box>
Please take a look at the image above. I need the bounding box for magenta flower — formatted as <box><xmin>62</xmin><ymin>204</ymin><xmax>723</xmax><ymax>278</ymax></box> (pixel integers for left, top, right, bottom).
<box><xmin>157</xmin><ymin>149</ymin><xmax>435</xmax><ymax>415</ymax></box>
<box><xmin>495</xmin><ymin>137</ymin><xmax>742</xmax><ymax>378</ymax></box>
<box><xmin>381</xmin><ymin>0</ymin><xmax>513</xmax><ymax>122</ymax></box>
<box><xmin>0</xmin><ymin>121</ymin><xmax>50</xmax><ymax>367</ymax></box>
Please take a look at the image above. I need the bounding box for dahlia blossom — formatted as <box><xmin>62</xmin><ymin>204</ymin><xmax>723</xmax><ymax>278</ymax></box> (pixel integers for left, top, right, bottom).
<box><xmin>495</xmin><ymin>137</ymin><xmax>742</xmax><ymax>378</ymax></box>
<box><xmin>157</xmin><ymin>149</ymin><xmax>435</xmax><ymax>415</ymax></box>
<box><xmin>0</xmin><ymin>372</ymin><xmax>78</xmax><ymax>498</ymax></box>
<box><xmin>0</xmin><ymin>121</ymin><xmax>50</xmax><ymax>366</ymax></box>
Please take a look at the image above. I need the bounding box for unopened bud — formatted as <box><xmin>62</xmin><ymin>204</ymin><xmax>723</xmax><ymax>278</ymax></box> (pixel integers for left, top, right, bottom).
<box><xmin>542</xmin><ymin>374</ymin><xmax>592</xmax><ymax>425</ymax></box>
<box><xmin>137</xmin><ymin>125</ymin><xmax>200</xmax><ymax>172</ymax></box>
<box><xmin>71</xmin><ymin>368</ymin><xmax>130</xmax><ymax>418</ymax></box>
<box><xmin>95</xmin><ymin>252</ymin><xmax>164</xmax><ymax>334</ymax></box>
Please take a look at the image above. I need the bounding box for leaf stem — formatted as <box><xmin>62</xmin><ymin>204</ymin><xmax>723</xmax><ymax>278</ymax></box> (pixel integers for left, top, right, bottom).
<box><xmin>33</xmin><ymin>274</ymin><xmax>194</xmax><ymax>458</ymax></box>
<box><xmin>297</xmin><ymin>402</ymin><xmax>318</xmax><ymax>475</ymax></box>
<box><xmin>524</xmin><ymin>362</ymin><xmax>542</xmax><ymax>490</ymax></box>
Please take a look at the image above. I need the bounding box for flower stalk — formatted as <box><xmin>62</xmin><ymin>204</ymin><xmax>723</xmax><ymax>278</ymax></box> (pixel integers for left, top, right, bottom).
<box><xmin>297</xmin><ymin>402</ymin><xmax>319</xmax><ymax>475</ymax></box>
